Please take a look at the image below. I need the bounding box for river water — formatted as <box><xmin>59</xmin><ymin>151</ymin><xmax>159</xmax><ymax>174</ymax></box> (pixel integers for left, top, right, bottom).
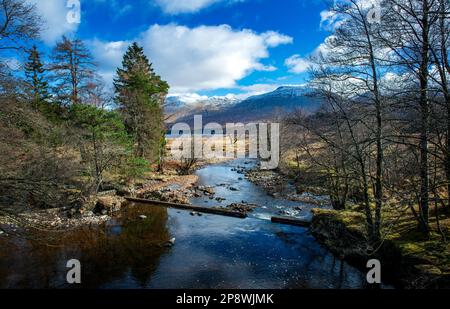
<box><xmin>0</xmin><ymin>160</ymin><xmax>374</xmax><ymax>289</ymax></box>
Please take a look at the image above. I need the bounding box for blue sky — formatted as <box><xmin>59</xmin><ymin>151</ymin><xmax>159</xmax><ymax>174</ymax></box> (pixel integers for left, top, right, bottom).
<box><xmin>27</xmin><ymin>0</ymin><xmax>332</xmax><ymax>100</ymax></box>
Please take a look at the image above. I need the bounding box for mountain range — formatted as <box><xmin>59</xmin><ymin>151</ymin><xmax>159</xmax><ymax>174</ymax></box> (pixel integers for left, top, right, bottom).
<box><xmin>165</xmin><ymin>85</ymin><xmax>322</xmax><ymax>124</ymax></box>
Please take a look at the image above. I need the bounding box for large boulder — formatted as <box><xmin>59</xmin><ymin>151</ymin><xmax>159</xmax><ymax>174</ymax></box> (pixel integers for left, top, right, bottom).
<box><xmin>93</xmin><ymin>196</ymin><xmax>125</xmax><ymax>215</ymax></box>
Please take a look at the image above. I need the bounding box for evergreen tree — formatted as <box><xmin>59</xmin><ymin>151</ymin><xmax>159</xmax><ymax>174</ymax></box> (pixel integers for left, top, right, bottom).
<box><xmin>24</xmin><ymin>45</ymin><xmax>50</xmax><ymax>110</ymax></box>
<box><xmin>114</xmin><ymin>42</ymin><xmax>169</xmax><ymax>162</ymax></box>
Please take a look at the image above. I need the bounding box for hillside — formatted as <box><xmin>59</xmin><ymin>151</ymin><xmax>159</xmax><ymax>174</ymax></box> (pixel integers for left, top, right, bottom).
<box><xmin>167</xmin><ymin>86</ymin><xmax>322</xmax><ymax>125</ymax></box>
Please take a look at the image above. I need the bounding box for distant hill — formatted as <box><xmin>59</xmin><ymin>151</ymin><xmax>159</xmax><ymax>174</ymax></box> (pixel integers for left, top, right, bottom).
<box><xmin>166</xmin><ymin>86</ymin><xmax>322</xmax><ymax>125</ymax></box>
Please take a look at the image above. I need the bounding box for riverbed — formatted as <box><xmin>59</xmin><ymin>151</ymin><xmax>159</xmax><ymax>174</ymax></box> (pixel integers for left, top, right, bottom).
<box><xmin>0</xmin><ymin>160</ymin><xmax>376</xmax><ymax>289</ymax></box>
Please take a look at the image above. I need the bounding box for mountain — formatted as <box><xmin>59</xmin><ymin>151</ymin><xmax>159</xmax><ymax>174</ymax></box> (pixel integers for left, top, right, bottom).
<box><xmin>166</xmin><ymin>86</ymin><xmax>322</xmax><ymax>125</ymax></box>
<box><xmin>164</xmin><ymin>95</ymin><xmax>239</xmax><ymax>122</ymax></box>
<box><xmin>228</xmin><ymin>86</ymin><xmax>319</xmax><ymax>119</ymax></box>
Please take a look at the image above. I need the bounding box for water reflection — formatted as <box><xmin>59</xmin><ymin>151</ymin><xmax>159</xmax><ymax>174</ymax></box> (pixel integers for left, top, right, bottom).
<box><xmin>0</xmin><ymin>205</ymin><xmax>170</xmax><ymax>288</ymax></box>
<box><xmin>0</xmin><ymin>160</ymin><xmax>384</xmax><ymax>289</ymax></box>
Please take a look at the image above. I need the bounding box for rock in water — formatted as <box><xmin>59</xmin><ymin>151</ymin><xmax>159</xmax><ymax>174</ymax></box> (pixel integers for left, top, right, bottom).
<box><xmin>94</xmin><ymin>196</ymin><xmax>124</xmax><ymax>214</ymax></box>
<box><xmin>164</xmin><ymin>238</ymin><xmax>176</xmax><ymax>247</ymax></box>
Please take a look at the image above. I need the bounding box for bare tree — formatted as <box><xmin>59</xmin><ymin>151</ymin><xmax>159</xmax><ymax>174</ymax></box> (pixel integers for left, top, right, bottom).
<box><xmin>308</xmin><ymin>0</ymin><xmax>390</xmax><ymax>241</ymax></box>
<box><xmin>0</xmin><ymin>0</ymin><xmax>41</xmax><ymax>51</ymax></box>
<box><xmin>50</xmin><ymin>36</ymin><xmax>96</xmax><ymax>105</ymax></box>
<box><xmin>379</xmin><ymin>0</ymin><xmax>442</xmax><ymax>232</ymax></box>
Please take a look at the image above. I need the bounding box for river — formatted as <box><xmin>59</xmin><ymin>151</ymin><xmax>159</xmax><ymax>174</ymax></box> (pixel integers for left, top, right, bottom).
<box><xmin>0</xmin><ymin>160</ymin><xmax>376</xmax><ymax>289</ymax></box>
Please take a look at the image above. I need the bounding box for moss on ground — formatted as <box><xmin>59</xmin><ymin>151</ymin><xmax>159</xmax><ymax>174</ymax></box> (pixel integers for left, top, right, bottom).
<box><xmin>311</xmin><ymin>207</ymin><xmax>450</xmax><ymax>288</ymax></box>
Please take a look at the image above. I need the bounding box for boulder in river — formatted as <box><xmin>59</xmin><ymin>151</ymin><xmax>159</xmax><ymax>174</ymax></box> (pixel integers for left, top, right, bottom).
<box><xmin>226</xmin><ymin>203</ymin><xmax>257</xmax><ymax>214</ymax></box>
<box><xmin>196</xmin><ymin>186</ymin><xmax>215</xmax><ymax>196</ymax></box>
<box><xmin>94</xmin><ymin>196</ymin><xmax>124</xmax><ymax>214</ymax></box>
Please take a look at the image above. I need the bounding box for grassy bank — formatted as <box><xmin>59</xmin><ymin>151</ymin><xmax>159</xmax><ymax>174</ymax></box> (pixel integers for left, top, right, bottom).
<box><xmin>310</xmin><ymin>207</ymin><xmax>450</xmax><ymax>288</ymax></box>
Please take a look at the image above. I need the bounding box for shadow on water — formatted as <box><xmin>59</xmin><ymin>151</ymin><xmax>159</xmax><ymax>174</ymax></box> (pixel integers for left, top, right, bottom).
<box><xmin>0</xmin><ymin>159</ymin><xmax>389</xmax><ymax>289</ymax></box>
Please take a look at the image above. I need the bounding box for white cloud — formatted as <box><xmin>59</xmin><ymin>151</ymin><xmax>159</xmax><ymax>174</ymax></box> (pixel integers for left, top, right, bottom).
<box><xmin>140</xmin><ymin>24</ymin><xmax>292</xmax><ymax>92</ymax></box>
<box><xmin>284</xmin><ymin>35</ymin><xmax>337</xmax><ymax>74</ymax></box>
<box><xmin>261</xmin><ymin>31</ymin><xmax>294</xmax><ymax>47</ymax></box>
<box><xmin>320</xmin><ymin>10</ymin><xmax>340</xmax><ymax>29</ymax></box>
<box><xmin>89</xmin><ymin>39</ymin><xmax>131</xmax><ymax>86</ymax></box>
<box><xmin>284</xmin><ymin>54</ymin><xmax>310</xmax><ymax>74</ymax></box>
<box><xmin>319</xmin><ymin>0</ymin><xmax>381</xmax><ymax>30</ymax></box>
<box><xmin>27</xmin><ymin>0</ymin><xmax>79</xmax><ymax>45</ymax></box>
<box><xmin>239</xmin><ymin>83</ymin><xmax>280</xmax><ymax>95</ymax></box>
<box><xmin>90</xmin><ymin>24</ymin><xmax>292</xmax><ymax>93</ymax></box>
<box><xmin>167</xmin><ymin>92</ymin><xmax>209</xmax><ymax>104</ymax></box>
<box><xmin>155</xmin><ymin>0</ymin><xmax>222</xmax><ymax>14</ymax></box>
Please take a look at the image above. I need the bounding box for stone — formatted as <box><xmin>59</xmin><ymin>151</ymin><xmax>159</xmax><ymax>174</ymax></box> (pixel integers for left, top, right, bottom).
<box><xmin>94</xmin><ymin>196</ymin><xmax>124</xmax><ymax>214</ymax></box>
<box><xmin>226</xmin><ymin>203</ymin><xmax>257</xmax><ymax>214</ymax></box>
<box><xmin>83</xmin><ymin>211</ymin><xmax>95</xmax><ymax>218</ymax></box>
<box><xmin>163</xmin><ymin>238</ymin><xmax>176</xmax><ymax>247</ymax></box>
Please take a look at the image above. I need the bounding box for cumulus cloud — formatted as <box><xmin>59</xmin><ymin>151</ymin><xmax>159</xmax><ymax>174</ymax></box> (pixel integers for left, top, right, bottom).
<box><xmin>27</xmin><ymin>0</ymin><xmax>79</xmax><ymax>45</ymax></box>
<box><xmin>139</xmin><ymin>24</ymin><xmax>292</xmax><ymax>92</ymax></box>
<box><xmin>284</xmin><ymin>54</ymin><xmax>310</xmax><ymax>74</ymax></box>
<box><xmin>90</xmin><ymin>24</ymin><xmax>291</xmax><ymax>93</ymax></box>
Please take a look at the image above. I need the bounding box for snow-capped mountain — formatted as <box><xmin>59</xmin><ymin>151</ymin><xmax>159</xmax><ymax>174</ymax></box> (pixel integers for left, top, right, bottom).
<box><xmin>165</xmin><ymin>95</ymin><xmax>240</xmax><ymax>121</ymax></box>
<box><xmin>166</xmin><ymin>85</ymin><xmax>322</xmax><ymax>124</ymax></box>
<box><xmin>245</xmin><ymin>85</ymin><xmax>312</xmax><ymax>102</ymax></box>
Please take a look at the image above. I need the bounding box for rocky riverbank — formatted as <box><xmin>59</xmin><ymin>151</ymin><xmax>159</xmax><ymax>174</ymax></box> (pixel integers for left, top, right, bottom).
<box><xmin>244</xmin><ymin>165</ymin><xmax>330</xmax><ymax>206</ymax></box>
<box><xmin>0</xmin><ymin>160</ymin><xmax>254</xmax><ymax>232</ymax></box>
<box><xmin>0</xmin><ymin>173</ymin><xmax>200</xmax><ymax>233</ymax></box>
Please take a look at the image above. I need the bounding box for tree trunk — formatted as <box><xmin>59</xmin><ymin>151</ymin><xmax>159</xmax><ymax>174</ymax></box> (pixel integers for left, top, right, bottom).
<box><xmin>418</xmin><ymin>0</ymin><xmax>431</xmax><ymax>233</ymax></box>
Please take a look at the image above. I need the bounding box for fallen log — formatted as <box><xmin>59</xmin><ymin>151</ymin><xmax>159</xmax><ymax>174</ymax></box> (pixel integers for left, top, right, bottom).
<box><xmin>271</xmin><ymin>216</ymin><xmax>311</xmax><ymax>227</ymax></box>
<box><xmin>125</xmin><ymin>197</ymin><xmax>247</xmax><ymax>219</ymax></box>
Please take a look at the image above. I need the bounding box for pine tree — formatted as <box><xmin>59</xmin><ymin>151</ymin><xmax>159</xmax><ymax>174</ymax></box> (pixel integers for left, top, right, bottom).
<box><xmin>24</xmin><ymin>45</ymin><xmax>50</xmax><ymax>110</ymax></box>
<box><xmin>114</xmin><ymin>42</ymin><xmax>169</xmax><ymax>162</ymax></box>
